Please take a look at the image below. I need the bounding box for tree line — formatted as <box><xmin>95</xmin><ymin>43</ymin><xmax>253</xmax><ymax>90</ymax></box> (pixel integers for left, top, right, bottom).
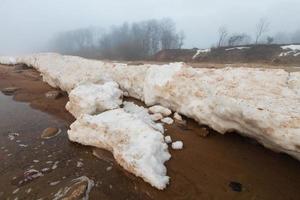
<box><xmin>216</xmin><ymin>18</ymin><xmax>300</xmax><ymax>47</ymax></box>
<box><xmin>50</xmin><ymin>18</ymin><xmax>184</xmax><ymax>60</ymax></box>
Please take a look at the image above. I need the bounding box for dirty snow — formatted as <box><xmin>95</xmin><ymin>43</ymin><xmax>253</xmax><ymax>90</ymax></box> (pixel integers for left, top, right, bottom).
<box><xmin>66</xmin><ymin>81</ymin><xmax>123</xmax><ymax>118</ymax></box>
<box><xmin>68</xmin><ymin>109</ymin><xmax>171</xmax><ymax>189</ymax></box>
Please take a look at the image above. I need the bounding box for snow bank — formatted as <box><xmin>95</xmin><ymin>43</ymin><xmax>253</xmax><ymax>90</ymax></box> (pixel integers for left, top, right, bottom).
<box><xmin>68</xmin><ymin>109</ymin><xmax>170</xmax><ymax>189</ymax></box>
<box><xmin>144</xmin><ymin>65</ymin><xmax>300</xmax><ymax>160</ymax></box>
<box><xmin>66</xmin><ymin>82</ymin><xmax>123</xmax><ymax>118</ymax></box>
<box><xmin>149</xmin><ymin>105</ymin><xmax>172</xmax><ymax>116</ymax></box>
<box><xmin>0</xmin><ymin>56</ymin><xmax>17</xmax><ymax>65</ymax></box>
<box><xmin>1</xmin><ymin>53</ymin><xmax>300</xmax><ymax>184</ymax></box>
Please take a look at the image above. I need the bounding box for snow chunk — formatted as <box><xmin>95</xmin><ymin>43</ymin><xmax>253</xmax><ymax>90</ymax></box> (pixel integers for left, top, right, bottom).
<box><xmin>164</xmin><ymin>136</ymin><xmax>172</xmax><ymax>144</ymax></box>
<box><xmin>172</xmin><ymin>141</ymin><xmax>183</xmax><ymax>150</ymax></box>
<box><xmin>192</xmin><ymin>49</ymin><xmax>211</xmax><ymax>59</ymax></box>
<box><xmin>150</xmin><ymin>113</ymin><xmax>164</xmax><ymax>121</ymax></box>
<box><xmin>66</xmin><ymin>82</ymin><xmax>123</xmax><ymax>118</ymax></box>
<box><xmin>173</xmin><ymin>112</ymin><xmax>183</xmax><ymax>121</ymax></box>
<box><xmin>68</xmin><ymin>109</ymin><xmax>171</xmax><ymax>189</ymax></box>
<box><xmin>149</xmin><ymin>105</ymin><xmax>172</xmax><ymax>116</ymax></box>
<box><xmin>161</xmin><ymin>117</ymin><xmax>174</xmax><ymax>125</ymax></box>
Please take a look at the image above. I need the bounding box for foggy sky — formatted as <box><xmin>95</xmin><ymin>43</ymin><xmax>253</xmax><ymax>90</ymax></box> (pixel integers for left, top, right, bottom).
<box><xmin>0</xmin><ymin>0</ymin><xmax>299</xmax><ymax>55</ymax></box>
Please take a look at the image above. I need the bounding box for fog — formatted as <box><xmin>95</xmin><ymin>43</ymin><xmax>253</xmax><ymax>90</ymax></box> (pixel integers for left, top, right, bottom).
<box><xmin>0</xmin><ymin>0</ymin><xmax>300</xmax><ymax>55</ymax></box>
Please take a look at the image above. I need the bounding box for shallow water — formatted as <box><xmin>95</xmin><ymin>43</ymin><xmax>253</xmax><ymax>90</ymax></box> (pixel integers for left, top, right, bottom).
<box><xmin>0</xmin><ymin>93</ymin><xmax>150</xmax><ymax>199</ymax></box>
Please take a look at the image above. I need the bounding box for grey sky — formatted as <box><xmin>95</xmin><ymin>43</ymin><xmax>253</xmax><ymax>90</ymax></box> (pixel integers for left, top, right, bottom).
<box><xmin>0</xmin><ymin>0</ymin><xmax>299</xmax><ymax>55</ymax></box>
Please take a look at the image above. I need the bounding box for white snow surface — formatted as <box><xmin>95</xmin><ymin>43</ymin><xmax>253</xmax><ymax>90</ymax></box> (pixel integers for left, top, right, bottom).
<box><xmin>1</xmin><ymin>53</ymin><xmax>300</xmax><ymax>179</ymax></box>
<box><xmin>281</xmin><ymin>45</ymin><xmax>300</xmax><ymax>51</ymax></box>
<box><xmin>68</xmin><ymin>109</ymin><xmax>171</xmax><ymax>189</ymax></box>
<box><xmin>0</xmin><ymin>56</ymin><xmax>17</xmax><ymax>65</ymax></box>
<box><xmin>192</xmin><ymin>49</ymin><xmax>211</xmax><ymax>59</ymax></box>
<box><xmin>66</xmin><ymin>81</ymin><xmax>123</xmax><ymax>118</ymax></box>
<box><xmin>225</xmin><ymin>47</ymin><xmax>250</xmax><ymax>51</ymax></box>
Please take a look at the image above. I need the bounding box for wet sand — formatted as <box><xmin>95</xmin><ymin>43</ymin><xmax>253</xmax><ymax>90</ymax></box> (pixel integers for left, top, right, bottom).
<box><xmin>1</xmin><ymin>64</ymin><xmax>300</xmax><ymax>200</ymax></box>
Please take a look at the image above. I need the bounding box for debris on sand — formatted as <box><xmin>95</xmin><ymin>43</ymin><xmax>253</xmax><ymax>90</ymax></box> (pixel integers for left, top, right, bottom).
<box><xmin>68</xmin><ymin>108</ymin><xmax>171</xmax><ymax>190</ymax></box>
<box><xmin>41</xmin><ymin>127</ymin><xmax>61</xmax><ymax>139</ymax></box>
<box><xmin>12</xmin><ymin>169</ymin><xmax>43</xmax><ymax>186</ymax></box>
<box><xmin>172</xmin><ymin>141</ymin><xmax>183</xmax><ymax>150</ymax></box>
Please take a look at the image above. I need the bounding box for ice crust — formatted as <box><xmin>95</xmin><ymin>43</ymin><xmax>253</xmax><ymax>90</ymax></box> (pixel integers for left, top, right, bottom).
<box><xmin>1</xmin><ymin>53</ymin><xmax>300</xmax><ymax>186</ymax></box>
<box><xmin>66</xmin><ymin>81</ymin><xmax>123</xmax><ymax>118</ymax></box>
<box><xmin>68</xmin><ymin>109</ymin><xmax>170</xmax><ymax>189</ymax></box>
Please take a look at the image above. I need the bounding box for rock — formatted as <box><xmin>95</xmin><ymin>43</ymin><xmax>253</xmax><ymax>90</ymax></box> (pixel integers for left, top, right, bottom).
<box><xmin>41</xmin><ymin>127</ymin><xmax>61</xmax><ymax>139</ymax></box>
<box><xmin>161</xmin><ymin>117</ymin><xmax>174</xmax><ymax>125</ymax></box>
<box><xmin>197</xmin><ymin>127</ymin><xmax>210</xmax><ymax>137</ymax></box>
<box><xmin>53</xmin><ymin>176</ymin><xmax>94</xmax><ymax>200</ymax></box>
<box><xmin>149</xmin><ymin>105</ymin><xmax>172</xmax><ymax>116</ymax></box>
<box><xmin>229</xmin><ymin>181</ymin><xmax>242</xmax><ymax>192</ymax></box>
<box><xmin>45</xmin><ymin>90</ymin><xmax>62</xmax><ymax>99</ymax></box>
<box><xmin>92</xmin><ymin>148</ymin><xmax>115</xmax><ymax>163</ymax></box>
<box><xmin>1</xmin><ymin>87</ymin><xmax>19</xmax><ymax>95</ymax></box>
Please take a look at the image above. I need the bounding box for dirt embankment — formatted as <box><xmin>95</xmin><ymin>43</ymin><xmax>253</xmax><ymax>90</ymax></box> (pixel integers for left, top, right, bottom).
<box><xmin>152</xmin><ymin>44</ymin><xmax>300</xmax><ymax>65</ymax></box>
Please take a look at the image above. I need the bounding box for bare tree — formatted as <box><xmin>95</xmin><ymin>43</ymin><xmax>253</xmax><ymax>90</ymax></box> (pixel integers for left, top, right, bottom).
<box><xmin>254</xmin><ymin>18</ymin><xmax>270</xmax><ymax>44</ymax></box>
<box><xmin>228</xmin><ymin>34</ymin><xmax>251</xmax><ymax>46</ymax></box>
<box><xmin>217</xmin><ymin>26</ymin><xmax>228</xmax><ymax>47</ymax></box>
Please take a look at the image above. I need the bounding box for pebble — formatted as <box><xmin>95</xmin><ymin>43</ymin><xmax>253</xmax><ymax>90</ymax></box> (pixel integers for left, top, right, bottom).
<box><xmin>41</xmin><ymin>127</ymin><xmax>61</xmax><ymax>139</ymax></box>
<box><xmin>53</xmin><ymin>176</ymin><xmax>94</xmax><ymax>200</ymax></box>
<box><xmin>1</xmin><ymin>87</ymin><xmax>19</xmax><ymax>95</ymax></box>
<box><xmin>229</xmin><ymin>181</ymin><xmax>242</xmax><ymax>192</ymax></box>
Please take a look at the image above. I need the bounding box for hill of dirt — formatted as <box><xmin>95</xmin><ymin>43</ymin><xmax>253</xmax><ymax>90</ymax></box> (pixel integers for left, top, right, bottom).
<box><xmin>152</xmin><ymin>44</ymin><xmax>300</xmax><ymax>65</ymax></box>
